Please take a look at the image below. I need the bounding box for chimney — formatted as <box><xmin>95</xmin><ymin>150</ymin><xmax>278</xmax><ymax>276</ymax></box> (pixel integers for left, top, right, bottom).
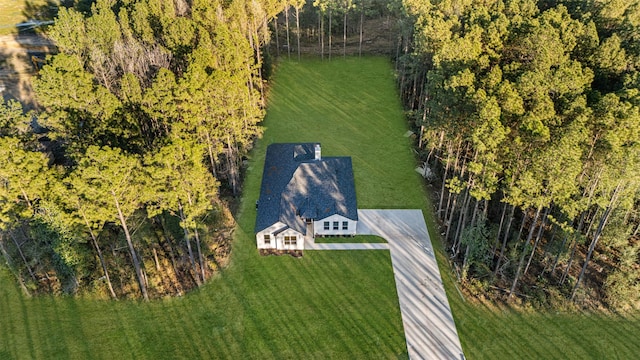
<box><xmin>314</xmin><ymin>144</ymin><xmax>321</xmax><ymax>161</ymax></box>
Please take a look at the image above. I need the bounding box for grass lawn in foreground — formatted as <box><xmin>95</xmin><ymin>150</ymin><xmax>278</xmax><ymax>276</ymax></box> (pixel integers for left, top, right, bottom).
<box><xmin>253</xmin><ymin>57</ymin><xmax>640</xmax><ymax>359</ymax></box>
<box><xmin>1</xmin><ymin>57</ymin><xmax>640</xmax><ymax>359</ymax></box>
<box><xmin>0</xmin><ymin>57</ymin><xmax>412</xmax><ymax>359</ymax></box>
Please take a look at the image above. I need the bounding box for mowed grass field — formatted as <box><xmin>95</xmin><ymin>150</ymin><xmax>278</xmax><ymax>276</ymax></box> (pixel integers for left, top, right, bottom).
<box><xmin>0</xmin><ymin>57</ymin><xmax>413</xmax><ymax>359</ymax></box>
<box><xmin>0</xmin><ymin>0</ymin><xmax>45</xmax><ymax>35</ymax></box>
<box><xmin>1</xmin><ymin>57</ymin><xmax>640</xmax><ymax>359</ymax></box>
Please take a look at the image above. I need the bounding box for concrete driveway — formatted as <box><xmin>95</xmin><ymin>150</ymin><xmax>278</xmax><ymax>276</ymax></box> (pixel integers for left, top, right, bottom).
<box><xmin>357</xmin><ymin>209</ymin><xmax>464</xmax><ymax>360</ymax></box>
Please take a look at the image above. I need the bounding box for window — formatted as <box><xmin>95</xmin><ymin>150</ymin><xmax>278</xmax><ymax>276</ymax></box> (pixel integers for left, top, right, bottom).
<box><xmin>264</xmin><ymin>234</ymin><xmax>271</xmax><ymax>245</ymax></box>
<box><xmin>333</xmin><ymin>221</ymin><xmax>339</xmax><ymax>230</ymax></box>
<box><xmin>284</xmin><ymin>236</ymin><xmax>297</xmax><ymax>246</ymax></box>
<box><xmin>324</xmin><ymin>221</ymin><xmax>330</xmax><ymax>230</ymax></box>
<box><xmin>342</xmin><ymin>221</ymin><xmax>348</xmax><ymax>230</ymax></box>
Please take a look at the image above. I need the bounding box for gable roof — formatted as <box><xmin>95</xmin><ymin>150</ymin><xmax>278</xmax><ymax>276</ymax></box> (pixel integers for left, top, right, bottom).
<box><xmin>255</xmin><ymin>143</ymin><xmax>358</xmax><ymax>234</ymax></box>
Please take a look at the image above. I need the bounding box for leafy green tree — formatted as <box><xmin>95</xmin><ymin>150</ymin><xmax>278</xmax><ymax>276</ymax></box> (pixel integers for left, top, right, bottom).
<box><xmin>145</xmin><ymin>138</ymin><xmax>219</xmax><ymax>285</ymax></box>
<box><xmin>69</xmin><ymin>146</ymin><xmax>149</xmax><ymax>300</ymax></box>
<box><xmin>0</xmin><ymin>136</ymin><xmax>52</xmax><ymax>291</ymax></box>
<box><xmin>398</xmin><ymin>0</ymin><xmax>640</xmax><ymax>306</ymax></box>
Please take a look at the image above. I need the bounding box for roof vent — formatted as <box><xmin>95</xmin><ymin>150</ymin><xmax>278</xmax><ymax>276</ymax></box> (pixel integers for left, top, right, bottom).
<box><xmin>314</xmin><ymin>144</ymin><xmax>321</xmax><ymax>161</ymax></box>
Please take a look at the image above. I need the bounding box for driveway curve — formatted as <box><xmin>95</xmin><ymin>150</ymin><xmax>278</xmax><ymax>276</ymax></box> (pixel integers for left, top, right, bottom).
<box><xmin>357</xmin><ymin>209</ymin><xmax>464</xmax><ymax>360</ymax></box>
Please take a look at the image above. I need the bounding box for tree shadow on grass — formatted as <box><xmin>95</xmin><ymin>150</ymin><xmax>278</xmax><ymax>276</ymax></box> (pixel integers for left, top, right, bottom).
<box><xmin>0</xmin><ymin>40</ymin><xmax>34</xmax><ymax>107</ymax></box>
<box><xmin>0</xmin><ymin>0</ymin><xmax>95</xmax><ymax>109</ymax></box>
<box><xmin>0</xmin><ymin>28</ymin><xmax>55</xmax><ymax>109</ymax></box>
<box><xmin>20</xmin><ymin>0</ymin><xmax>98</xmax><ymax>23</ymax></box>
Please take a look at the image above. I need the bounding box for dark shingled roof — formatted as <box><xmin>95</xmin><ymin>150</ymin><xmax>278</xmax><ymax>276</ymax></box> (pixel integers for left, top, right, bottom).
<box><xmin>255</xmin><ymin>143</ymin><xmax>358</xmax><ymax>234</ymax></box>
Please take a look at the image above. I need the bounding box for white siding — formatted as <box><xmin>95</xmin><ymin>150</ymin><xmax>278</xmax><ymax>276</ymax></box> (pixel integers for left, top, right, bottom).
<box><xmin>314</xmin><ymin>214</ymin><xmax>357</xmax><ymax>237</ymax></box>
<box><xmin>276</xmin><ymin>228</ymin><xmax>305</xmax><ymax>250</ymax></box>
<box><xmin>256</xmin><ymin>222</ymin><xmax>287</xmax><ymax>249</ymax></box>
<box><xmin>256</xmin><ymin>222</ymin><xmax>304</xmax><ymax>250</ymax></box>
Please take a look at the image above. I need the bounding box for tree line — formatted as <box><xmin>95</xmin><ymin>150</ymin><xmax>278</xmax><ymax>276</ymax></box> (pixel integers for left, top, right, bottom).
<box><xmin>0</xmin><ymin>0</ymin><xmax>398</xmax><ymax>301</ymax></box>
<box><xmin>398</xmin><ymin>0</ymin><xmax>640</xmax><ymax>309</ymax></box>
<box><xmin>271</xmin><ymin>0</ymin><xmax>396</xmax><ymax>59</ymax></box>
<box><xmin>0</xmin><ymin>0</ymin><xmax>285</xmax><ymax>300</ymax></box>
<box><xmin>4</xmin><ymin>0</ymin><xmax>638</xmax><ymax>310</ymax></box>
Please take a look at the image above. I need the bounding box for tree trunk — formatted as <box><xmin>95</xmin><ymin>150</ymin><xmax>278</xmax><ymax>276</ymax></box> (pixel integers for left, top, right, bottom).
<box><xmin>8</xmin><ymin>230</ymin><xmax>36</xmax><ymax>281</ymax></box>
<box><xmin>444</xmin><ymin>191</ymin><xmax>457</xmax><ymax>242</ymax></box>
<box><xmin>508</xmin><ymin>206</ymin><xmax>541</xmax><ymax>301</ymax></box>
<box><xmin>178</xmin><ymin>202</ymin><xmax>200</xmax><ymax>286</ymax></box>
<box><xmin>0</xmin><ymin>233</ymin><xmax>31</xmax><ymax>296</ymax></box>
<box><xmin>515</xmin><ymin>208</ymin><xmax>527</xmax><ymax>246</ymax></box>
<box><xmin>461</xmin><ymin>199</ymin><xmax>480</xmax><ymax>278</ymax></box>
<box><xmin>462</xmin><ymin>241</ymin><xmax>472</xmax><ymax>280</ymax></box>
<box><xmin>560</xmin><ymin>237</ymin><xmax>578</xmax><ymax>286</ymax></box>
<box><xmin>152</xmin><ymin>246</ymin><xmax>161</xmax><ymax>271</ymax></box>
<box><xmin>443</xmin><ymin>187</ymin><xmax>452</xmax><ymax>224</ymax></box>
<box><xmin>80</xmin><ymin>208</ymin><xmax>117</xmax><ymax>299</ymax></box>
<box><xmin>285</xmin><ymin>5</ymin><xmax>291</xmax><ymax>59</ymax></box>
<box><xmin>571</xmin><ymin>183</ymin><xmax>622</xmax><ymax>300</ymax></box>
<box><xmin>453</xmin><ymin>189</ymin><xmax>471</xmax><ymax>257</ymax></box>
<box><xmin>358</xmin><ymin>0</ymin><xmax>363</xmax><ymax>57</ymax></box>
<box><xmin>194</xmin><ymin>228</ymin><xmax>206</xmax><ymax>282</ymax></box>
<box><xmin>226</xmin><ymin>136</ymin><xmax>239</xmax><ymax>196</ymax></box>
<box><xmin>252</xmin><ymin>22</ymin><xmax>265</xmax><ymax>104</ymax></box>
<box><xmin>319</xmin><ymin>12</ymin><xmax>324</xmax><ymax>59</ymax></box>
<box><xmin>112</xmin><ymin>192</ymin><xmax>148</xmax><ymax>301</ymax></box>
<box><xmin>295</xmin><ymin>6</ymin><xmax>301</xmax><ymax>61</ymax></box>
<box><xmin>418</xmin><ymin>123</ymin><xmax>425</xmax><ymax>150</ymax></box>
<box><xmin>492</xmin><ymin>201</ymin><xmax>508</xmax><ymax>258</ymax></box>
<box><xmin>550</xmin><ymin>230</ymin><xmax>568</xmax><ymax>275</ymax></box>
<box><xmin>494</xmin><ymin>204</ymin><xmax>516</xmax><ymax>276</ymax></box>
<box><xmin>438</xmin><ymin>151</ymin><xmax>451</xmax><ymax>218</ymax></box>
<box><xmin>274</xmin><ymin>15</ymin><xmax>280</xmax><ymax>57</ymax></box>
<box><xmin>328</xmin><ymin>8</ymin><xmax>332</xmax><ymax>60</ymax></box>
<box><xmin>470</xmin><ymin>198</ymin><xmax>480</xmax><ymax>228</ymax></box>
<box><xmin>157</xmin><ymin>215</ymin><xmax>183</xmax><ymax>293</ymax></box>
<box><xmin>541</xmin><ymin>222</ymin><xmax>557</xmax><ymax>273</ymax></box>
<box><xmin>523</xmin><ymin>206</ymin><xmax>549</xmax><ymax>276</ymax></box>
<box><xmin>343</xmin><ymin>10</ymin><xmax>347</xmax><ymax>58</ymax></box>
<box><xmin>558</xmin><ymin>211</ymin><xmax>585</xmax><ymax>282</ymax></box>
<box><xmin>584</xmin><ymin>207</ymin><xmax>601</xmax><ymax>240</ymax></box>
<box><xmin>205</xmin><ymin>132</ymin><xmax>218</xmax><ymax>179</ymax></box>
<box><xmin>187</xmin><ymin>193</ymin><xmax>206</xmax><ymax>283</ymax></box>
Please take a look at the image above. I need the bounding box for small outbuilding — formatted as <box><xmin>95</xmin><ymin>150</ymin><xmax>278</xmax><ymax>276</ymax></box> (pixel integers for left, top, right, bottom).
<box><xmin>255</xmin><ymin>143</ymin><xmax>358</xmax><ymax>251</ymax></box>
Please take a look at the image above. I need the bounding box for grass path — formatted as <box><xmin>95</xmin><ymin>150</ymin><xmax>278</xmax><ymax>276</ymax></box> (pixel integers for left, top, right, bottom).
<box><xmin>1</xmin><ymin>57</ymin><xmax>640</xmax><ymax>359</ymax></box>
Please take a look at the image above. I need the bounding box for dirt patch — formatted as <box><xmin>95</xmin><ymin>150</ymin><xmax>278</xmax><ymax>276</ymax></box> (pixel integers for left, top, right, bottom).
<box><xmin>0</xmin><ymin>33</ymin><xmax>55</xmax><ymax>108</ymax></box>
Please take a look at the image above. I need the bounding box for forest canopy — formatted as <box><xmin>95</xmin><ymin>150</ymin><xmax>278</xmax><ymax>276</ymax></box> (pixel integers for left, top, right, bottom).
<box><xmin>1</xmin><ymin>0</ymin><xmax>639</xmax><ymax>311</ymax></box>
<box><xmin>397</xmin><ymin>0</ymin><xmax>640</xmax><ymax>309</ymax></box>
<box><xmin>0</xmin><ymin>0</ymin><xmax>283</xmax><ymax>299</ymax></box>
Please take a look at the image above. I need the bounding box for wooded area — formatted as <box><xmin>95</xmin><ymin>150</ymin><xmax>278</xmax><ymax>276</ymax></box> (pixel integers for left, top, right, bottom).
<box><xmin>0</xmin><ymin>0</ymin><xmax>404</xmax><ymax>300</ymax></box>
<box><xmin>397</xmin><ymin>0</ymin><xmax>640</xmax><ymax>310</ymax></box>
<box><xmin>1</xmin><ymin>0</ymin><xmax>639</xmax><ymax>311</ymax></box>
<box><xmin>0</xmin><ymin>0</ymin><xmax>284</xmax><ymax>299</ymax></box>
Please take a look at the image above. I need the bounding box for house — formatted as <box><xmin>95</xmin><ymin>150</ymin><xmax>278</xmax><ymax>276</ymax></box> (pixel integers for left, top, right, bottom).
<box><xmin>255</xmin><ymin>143</ymin><xmax>358</xmax><ymax>251</ymax></box>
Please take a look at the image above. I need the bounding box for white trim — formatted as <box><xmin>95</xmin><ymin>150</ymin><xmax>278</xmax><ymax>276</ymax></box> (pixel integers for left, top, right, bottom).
<box><xmin>256</xmin><ymin>222</ymin><xmax>304</xmax><ymax>250</ymax></box>
<box><xmin>314</xmin><ymin>214</ymin><xmax>357</xmax><ymax>237</ymax></box>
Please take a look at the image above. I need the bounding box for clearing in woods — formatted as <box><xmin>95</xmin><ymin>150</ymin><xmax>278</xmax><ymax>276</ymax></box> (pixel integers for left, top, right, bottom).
<box><xmin>1</xmin><ymin>57</ymin><xmax>640</xmax><ymax>359</ymax></box>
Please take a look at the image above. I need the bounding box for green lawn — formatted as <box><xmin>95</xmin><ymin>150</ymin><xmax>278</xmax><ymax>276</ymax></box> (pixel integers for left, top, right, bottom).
<box><xmin>0</xmin><ymin>0</ymin><xmax>47</xmax><ymax>35</ymax></box>
<box><xmin>0</xmin><ymin>57</ymin><xmax>412</xmax><ymax>359</ymax></box>
<box><xmin>0</xmin><ymin>0</ymin><xmax>23</xmax><ymax>34</ymax></box>
<box><xmin>1</xmin><ymin>57</ymin><xmax>640</xmax><ymax>359</ymax></box>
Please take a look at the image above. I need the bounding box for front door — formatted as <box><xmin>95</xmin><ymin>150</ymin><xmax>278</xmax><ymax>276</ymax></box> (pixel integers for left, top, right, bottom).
<box><xmin>306</xmin><ymin>220</ymin><xmax>314</xmax><ymax>239</ymax></box>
